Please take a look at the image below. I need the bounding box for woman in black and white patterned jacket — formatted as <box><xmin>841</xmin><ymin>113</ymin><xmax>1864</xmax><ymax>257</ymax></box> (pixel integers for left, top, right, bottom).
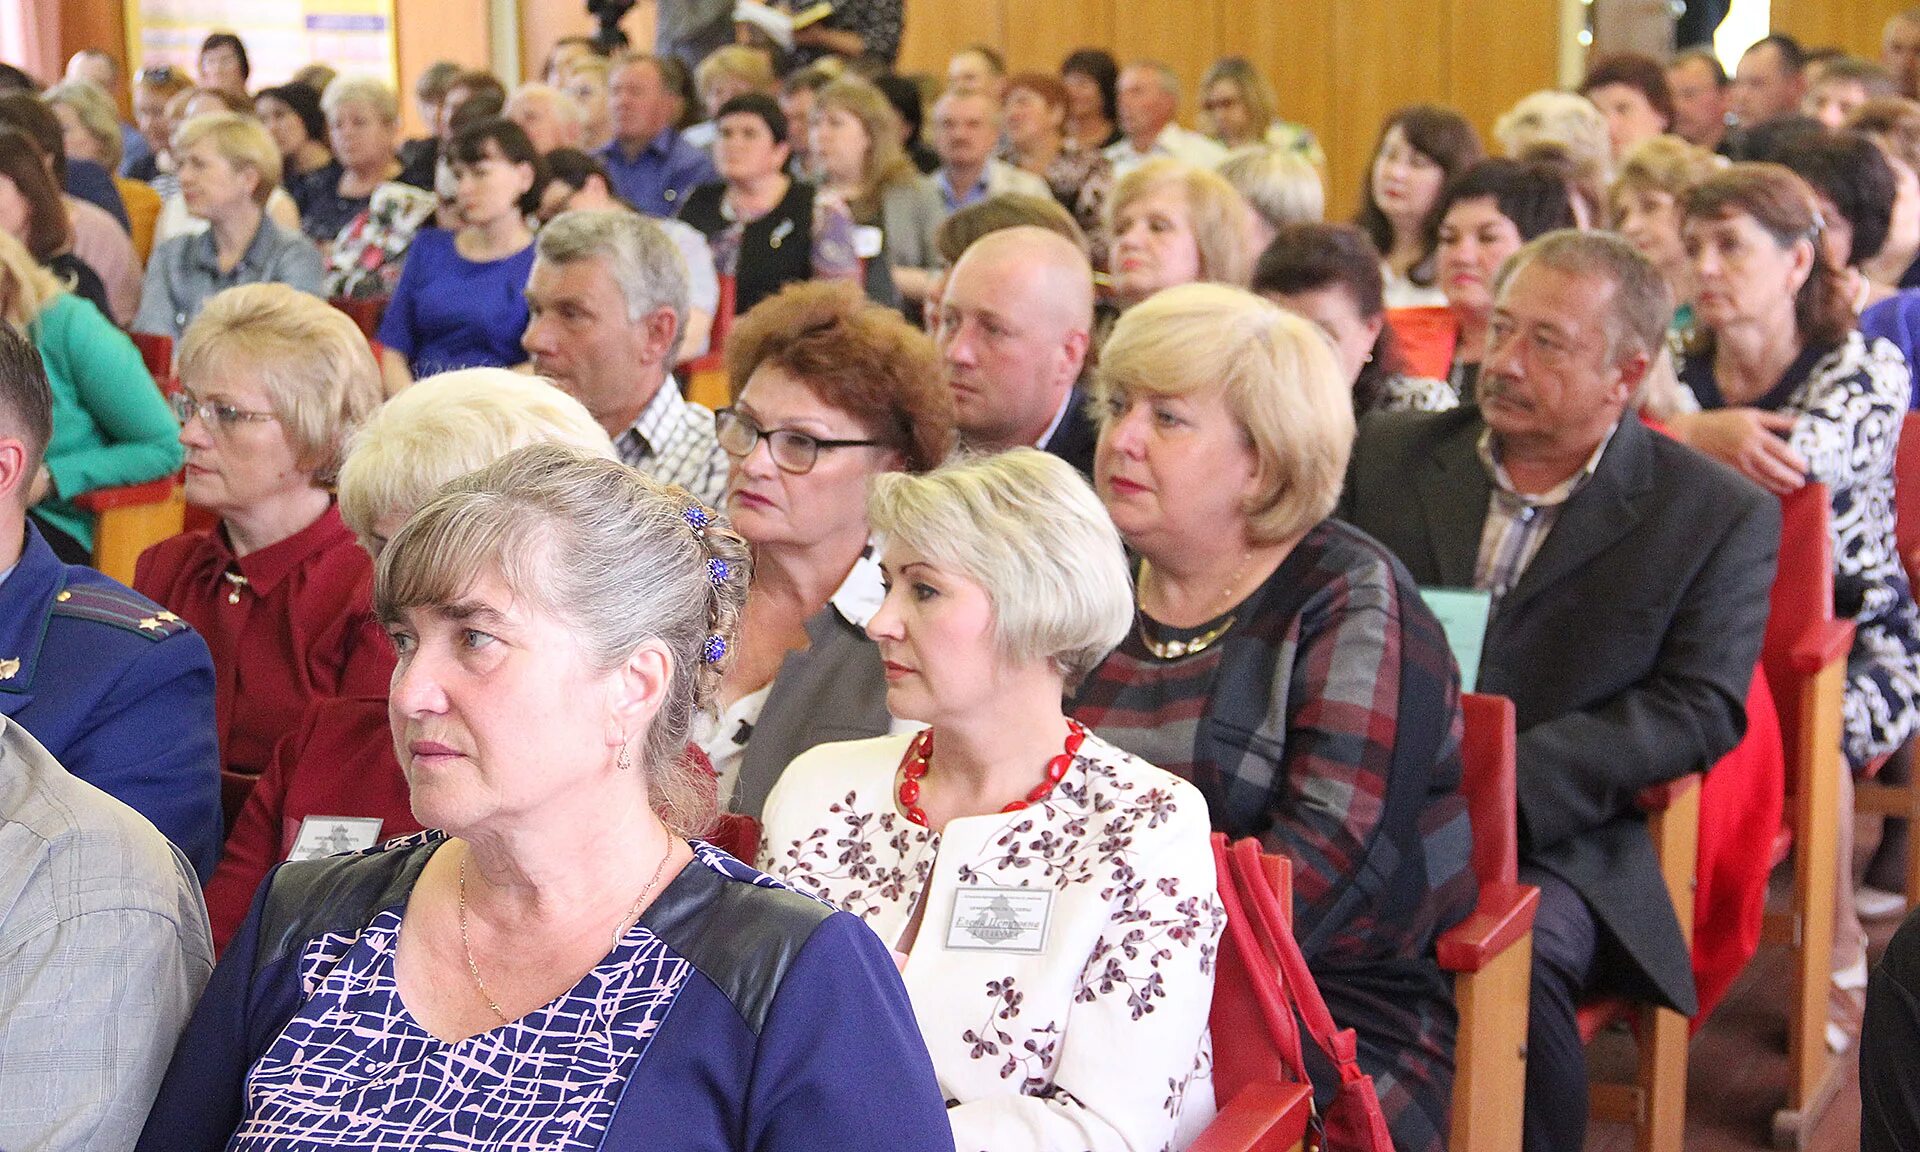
<box><xmin>1668</xmin><ymin>162</ymin><xmax>1920</xmax><ymax>1050</ymax></box>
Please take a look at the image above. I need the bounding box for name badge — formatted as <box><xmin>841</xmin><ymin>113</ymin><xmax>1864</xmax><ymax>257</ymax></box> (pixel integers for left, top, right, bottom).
<box><xmin>851</xmin><ymin>225</ymin><xmax>884</xmax><ymax>260</ymax></box>
<box><xmin>945</xmin><ymin>885</ymin><xmax>1053</xmax><ymax>953</ymax></box>
<box><xmin>289</xmin><ymin>816</ymin><xmax>384</xmax><ymax>861</ymax></box>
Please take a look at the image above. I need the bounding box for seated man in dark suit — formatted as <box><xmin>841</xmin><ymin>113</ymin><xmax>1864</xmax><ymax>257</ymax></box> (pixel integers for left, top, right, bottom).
<box><xmin>1337</xmin><ymin>230</ymin><xmax>1779</xmax><ymax>1151</ymax></box>
<box><xmin>0</xmin><ymin>324</ymin><xmax>222</xmax><ymax>881</ymax></box>
<box><xmin>933</xmin><ymin>226</ymin><xmax>1097</xmax><ymax>477</ymax></box>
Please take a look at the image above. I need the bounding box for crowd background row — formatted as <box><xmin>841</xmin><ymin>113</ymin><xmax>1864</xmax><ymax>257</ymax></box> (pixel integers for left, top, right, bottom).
<box><xmin>8</xmin><ymin>7</ymin><xmax>1920</xmax><ymax>1152</ymax></box>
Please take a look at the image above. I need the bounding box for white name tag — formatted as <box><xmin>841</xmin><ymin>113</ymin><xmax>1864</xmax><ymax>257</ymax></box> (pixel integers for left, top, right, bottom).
<box><xmin>852</xmin><ymin>225</ymin><xmax>884</xmax><ymax>260</ymax></box>
<box><xmin>945</xmin><ymin>886</ymin><xmax>1053</xmax><ymax>953</ymax></box>
<box><xmin>289</xmin><ymin>816</ymin><xmax>384</xmax><ymax>861</ymax></box>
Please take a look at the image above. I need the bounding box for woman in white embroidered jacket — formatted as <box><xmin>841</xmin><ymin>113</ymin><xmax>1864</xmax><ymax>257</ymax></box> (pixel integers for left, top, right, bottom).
<box><xmin>759</xmin><ymin>448</ymin><xmax>1224</xmax><ymax>1152</ymax></box>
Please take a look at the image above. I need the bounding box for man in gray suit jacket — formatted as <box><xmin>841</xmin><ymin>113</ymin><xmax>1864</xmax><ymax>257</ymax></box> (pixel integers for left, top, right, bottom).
<box><xmin>1337</xmin><ymin>231</ymin><xmax>1779</xmax><ymax>1151</ymax></box>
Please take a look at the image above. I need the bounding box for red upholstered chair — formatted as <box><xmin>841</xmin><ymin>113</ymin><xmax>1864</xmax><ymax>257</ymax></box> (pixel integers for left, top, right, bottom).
<box><xmin>1857</xmin><ymin>413</ymin><xmax>1920</xmax><ymax>913</ymax></box>
<box><xmin>1758</xmin><ymin>483</ymin><xmax>1854</xmax><ymax>1145</ymax></box>
<box><xmin>1189</xmin><ymin>836</ymin><xmax>1316</xmax><ymax>1152</ymax></box>
<box><xmin>683</xmin><ymin>274</ymin><xmax>737</xmax><ymax>413</ymax></box>
<box><xmin>129</xmin><ymin>331</ymin><xmax>172</xmax><ymax>382</ymax></box>
<box><xmin>1441</xmin><ymin>693</ymin><xmax>1539</xmax><ymax>1152</ymax></box>
<box><xmin>1575</xmin><ymin>774</ymin><xmax>1701</xmax><ymax>1152</ymax></box>
<box><xmin>75</xmin><ymin>479</ymin><xmax>186</xmax><ymax>584</ymax></box>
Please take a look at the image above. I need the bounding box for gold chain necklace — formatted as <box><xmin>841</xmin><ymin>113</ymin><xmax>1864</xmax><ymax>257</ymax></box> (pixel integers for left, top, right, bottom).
<box><xmin>1136</xmin><ymin>551</ymin><xmax>1256</xmax><ymax>660</ymax></box>
<box><xmin>457</xmin><ymin>836</ymin><xmax>678</xmax><ymax>1024</ymax></box>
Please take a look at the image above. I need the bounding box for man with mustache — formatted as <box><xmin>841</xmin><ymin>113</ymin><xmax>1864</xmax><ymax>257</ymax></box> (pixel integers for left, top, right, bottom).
<box><xmin>1337</xmin><ymin>230</ymin><xmax>1779</xmax><ymax>1152</ymax></box>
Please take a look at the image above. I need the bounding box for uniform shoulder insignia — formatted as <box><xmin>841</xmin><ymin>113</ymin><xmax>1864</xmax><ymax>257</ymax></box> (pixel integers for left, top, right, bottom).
<box><xmin>52</xmin><ymin>584</ymin><xmax>192</xmax><ymax>641</ymax></box>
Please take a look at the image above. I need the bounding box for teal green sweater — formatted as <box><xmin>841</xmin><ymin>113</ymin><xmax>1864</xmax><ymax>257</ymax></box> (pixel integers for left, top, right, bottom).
<box><xmin>31</xmin><ymin>293</ymin><xmax>184</xmax><ymax>551</ymax></box>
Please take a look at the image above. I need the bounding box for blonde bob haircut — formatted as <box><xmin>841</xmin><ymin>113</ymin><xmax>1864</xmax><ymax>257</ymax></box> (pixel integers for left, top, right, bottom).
<box><xmin>321</xmin><ymin>75</ymin><xmax>401</xmax><ymax>126</ymax></box>
<box><xmin>375</xmin><ymin>443</ymin><xmax>750</xmax><ymax>837</ymax></box>
<box><xmin>1110</xmin><ymin>158</ymin><xmax>1256</xmax><ymax>289</ymax></box>
<box><xmin>176</xmin><ymin>283</ymin><xmax>382</xmax><ymax>484</ymax></box>
<box><xmin>1096</xmin><ymin>283</ymin><xmax>1354</xmax><ymax>545</ymax></box>
<box><xmin>868</xmin><ymin>449</ymin><xmax>1132</xmax><ymax>688</ymax></box>
<box><xmin>337</xmin><ymin>368</ymin><xmax>616</xmax><ymax>547</ymax></box>
<box><xmin>1608</xmin><ymin>134</ymin><xmax>1721</xmax><ymax>221</ymax></box>
<box><xmin>171</xmin><ymin>112</ymin><xmax>282</xmax><ymax>206</ymax></box>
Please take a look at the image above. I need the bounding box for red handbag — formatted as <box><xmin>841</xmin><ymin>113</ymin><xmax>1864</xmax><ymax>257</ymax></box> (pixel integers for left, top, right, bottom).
<box><xmin>1212</xmin><ymin>834</ymin><xmax>1396</xmax><ymax>1152</ymax></box>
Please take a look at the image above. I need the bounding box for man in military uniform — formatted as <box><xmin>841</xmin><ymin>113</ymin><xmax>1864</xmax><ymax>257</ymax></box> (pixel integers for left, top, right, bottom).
<box><xmin>0</xmin><ymin>325</ymin><xmax>221</xmax><ymax>880</ymax></box>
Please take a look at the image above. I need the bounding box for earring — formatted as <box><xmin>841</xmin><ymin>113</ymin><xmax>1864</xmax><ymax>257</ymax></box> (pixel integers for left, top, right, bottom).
<box><xmin>617</xmin><ymin>745</ymin><xmax>632</xmax><ymax>772</ymax></box>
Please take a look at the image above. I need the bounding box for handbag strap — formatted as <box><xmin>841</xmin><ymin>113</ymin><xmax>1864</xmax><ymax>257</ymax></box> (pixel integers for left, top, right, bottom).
<box><xmin>1227</xmin><ymin>837</ymin><xmax>1370</xmax><ymax>1082</ymax></box>
<box><xmin>1211</xmin><ymin>833</ymin><xmax>1309</xmax><ymax>1081</ymax></box>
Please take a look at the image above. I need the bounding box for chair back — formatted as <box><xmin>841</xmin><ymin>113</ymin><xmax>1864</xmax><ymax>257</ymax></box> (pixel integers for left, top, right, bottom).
<box><xmin>129</xmin><ymin>331</ymin><xmax>172</xmax><ymax>383</ymax></box>
<box><xmin>1209</xmin><ymin>834</ymin><xmax>1298</xmax><ymax>1109</ymax></box>
<box><xmin>329</xmin><ymin>296</ymin><xmax>388</xmax><ymax>346</ymax></box>
<box><xmin>1761</xmin><ymin>483</ymin><xmax>1834</xmax><ymax>776</ymax></box>
<box><xmin>1458</xmin><ymin>693</ymin><xmax>1519</xmax><ymax>889</ymax></box>
<box><xmin>1897</xmin><ymin>412</ymin><xmax>1920</xmax><ymax>588</ymax></box>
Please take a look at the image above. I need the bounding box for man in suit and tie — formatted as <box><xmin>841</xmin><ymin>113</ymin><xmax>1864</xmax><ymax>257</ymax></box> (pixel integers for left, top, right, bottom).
<box><xmin>932</xmin><ymin>227</ymin><xmax>1097</xmax><ymax>477</ymax></box>
<box><xmin>1337</xmin><ymin>230</ymin><xmax>1779</xmax><ymax>1151</ymax></box>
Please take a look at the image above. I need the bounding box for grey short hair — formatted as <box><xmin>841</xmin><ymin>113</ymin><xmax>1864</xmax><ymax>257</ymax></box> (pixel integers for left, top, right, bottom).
<box><xmin>535</xmin><ymin>209</ymin><xmax>690</xmax><ymax>356</ymax></box>
<box><xmin>322</xmin><ymin>75</ymin><xmax>400</xmax><ymax>125</ymax></box>
<box><xmin>1127</xmin><ymin>60</ymin><xmax>1183</xmax><ymax>102</ymax></box>
<box><xmin>508</xmin><ymin>82</ymin><xmax>586</xmax><ymax>130</ymax></box>
<box><xmin>867</xmin><ymin>449</ymin><xmax>1133</xmax><ymax>687</ymax></box>
<box><xmin>375</xmin><ymin>443</ymin><xmax>751</xmax><ymax>836</ymax></box>
<box><xmin>1218</xmin><ymin>145</ymin><xmax>1324</xmax><ymax>230</ymax></box>
<box><xmin>1496</xmin><ymin>229</ymin><xmax>1674</xmax><ymax>377</ymax></box>
<box><xmin>46</xmin><ymin>80</ymin><xmax>123</xmax><ymax>169</ymax></box>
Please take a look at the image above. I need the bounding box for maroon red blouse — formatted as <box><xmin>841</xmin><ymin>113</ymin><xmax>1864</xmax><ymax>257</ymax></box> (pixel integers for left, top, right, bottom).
<box><xmin>134</xmin><ymin>504</ymin><xmax>394</xmax><ymax>820</ymax></box>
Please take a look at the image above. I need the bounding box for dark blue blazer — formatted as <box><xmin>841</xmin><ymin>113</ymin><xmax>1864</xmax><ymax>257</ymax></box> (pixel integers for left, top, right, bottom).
<box><xmin>0</xmin><ymin>523</ymin><xmax>222</xmax><ymax>880</ymax></box>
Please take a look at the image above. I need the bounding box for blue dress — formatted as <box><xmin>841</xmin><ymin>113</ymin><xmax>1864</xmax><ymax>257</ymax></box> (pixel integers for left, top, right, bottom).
<box><xmin>375</xmin><ymin>229</ymin><xmax>536</xmax><ymax>378</ymax></box>
<box><xmin>136</xmin><ymin>834</ymin><xmax>955</xmax><ymax>1152</ymax></box>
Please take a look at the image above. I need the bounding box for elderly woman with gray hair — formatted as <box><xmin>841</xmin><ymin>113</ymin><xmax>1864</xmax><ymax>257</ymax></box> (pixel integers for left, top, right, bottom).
<box><xmin>199</xmin><ymin>368</ymin><xmax>615</xmax><ymax>951</ymax></box>
<box><xmin>761</xmin><ymin>447</ymin><xmax>1223</xmax><ymax>1152</ymax></box>
<box><xmin>139</xmin><ymin>443</ymin><xmax>955</xmax><ymax>1151</ymax></box>
<box><xmin>1070</xmin><ymin>283</ymin><xmax>1474</xmax><ymax>1152</ymax></box>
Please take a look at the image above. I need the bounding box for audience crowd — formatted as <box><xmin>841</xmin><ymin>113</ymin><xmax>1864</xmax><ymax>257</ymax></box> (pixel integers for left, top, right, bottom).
<box><xmin>14</xmin><ymin>11</ymin><xmax>1920</xmax><ymax>1152</ymax></box>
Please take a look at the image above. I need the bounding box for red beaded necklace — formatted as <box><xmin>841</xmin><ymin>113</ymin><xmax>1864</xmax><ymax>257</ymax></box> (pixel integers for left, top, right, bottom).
<box><xmin>896</xmin><ymin>720</ymin><xmax>1089</xmax><ymax>828</ymax></box>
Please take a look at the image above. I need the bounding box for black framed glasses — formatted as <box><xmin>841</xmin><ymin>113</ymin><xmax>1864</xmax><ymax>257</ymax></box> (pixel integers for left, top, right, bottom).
<box><xmin>137</xmin><ymin>64</ymin><xmax>180</xmax><ymax>84</ymax></box>
<box><xmin>169</xmin><ymin>391</ymin><xmax>278</xmax><ymax>431</ymax></box>
<box><xmin>715</xmin><ymin>407</ymin><xmax>884</xmax><ymax>475</ymax></box>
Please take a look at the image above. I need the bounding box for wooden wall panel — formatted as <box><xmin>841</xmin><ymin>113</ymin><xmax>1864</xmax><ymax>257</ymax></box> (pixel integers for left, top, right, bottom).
<box><xmin>1110</xmin><ymin>2</ymin><xmax>1222</xmax><ymax>126</ymax></box>
<box><xmin>898</xmin><ymin>0</ymin><xmax>1004</xmax><ymax>76</ymax></box>
<box><xmin>1223</xmin><ymin>0</ymin><xmax>1337</xmax><ymax>194</ymax></box>
<box><xmin>1448</xmin><ymin>0</ymin><xmax>1561</xmax><ymax>151</ymax></box>
<box><xmin>518</xmin><ymin>0</ymin><xmax>652</xmax><ymax>84</ymax></box>
<box><xmin>394</xmin><ymin>0</ymin><xmax>489</xmax><ymax>133</ymax></box>
<box><xmin>999</xmin><ymin>0</ymin><xmax>1110</xmax><ymax>77</ymax></box>
<box><xmin>1771</xmin><ymin>0</ymin><xmax>1904</xmax><ymax>60</ymax></box>
<box><xmin>1327</xmin><ymin>0</ymin><xmax>1450</xmax><ymax>217</ymax></box>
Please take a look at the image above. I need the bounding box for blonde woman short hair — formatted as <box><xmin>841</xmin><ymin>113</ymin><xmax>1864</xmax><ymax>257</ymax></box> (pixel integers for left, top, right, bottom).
<box><xmin>1494</xmin><ymin>90</ymin><xmax>1612</xmax><ymax>179</ymax></box>
<box><xmin>176</xmin><ymin>284</ymin><xmax>381</xmax><ymax>483</ymax></box>
<box><xmin>375</xmin><ymin>443</ymin><xmax>751</xmax><ymax>835</ymax></box>
<box><xmin>1608</xmin><ymin>133</ymin><xmax>1722</xmax><ymax>220</ymax></box>
<box><xmin>46</xmin><ymin>80</ymin><xmax>123</xmax><ymax>170</ymax></box>
<box><xmin>171</xmin><ymin>112</ymin><xmax>282</xmax><ymax>206</ymax></box>
<box><xmin>696</xmin><ymin>46</ymin><xmax>776</xmax><ymax>104</ymax></box>
<box><xmin>868</xmin><ymin>449</ymin><xmax>1133</xmax><ymax>687</ymax></box>
<box><xmin>321</xmin><ymin>75</ymin><xmax>400</xmax><ymax>126</ymax></box>
<box><xmin>1096</xmin><ymin>283</ymin><xmax>1354</xmax><ymax>545</ymax></box>
<box><xmin>1218</xmin><ymin>145</ymin><xmax>1324</xmax><ymax>231</ymax></box>
<box><xmin>1110</xmin><ymin>158</ymin><xmax>1256</xmax><ymax>288</ymax></box>
<box><xmin>0</xmin><ymin>229</ymin><xmax>70</xmax><ymax>327</ymax></box>
<box><xmin>337</xmin><ymin>368</ymin><xmax>616</xmax><ymax>547</ymax></box>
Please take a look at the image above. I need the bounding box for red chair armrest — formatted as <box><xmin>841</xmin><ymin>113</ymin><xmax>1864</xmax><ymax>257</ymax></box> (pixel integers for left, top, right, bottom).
<box><xmin>72</xmin><ymin>478</ymin><xmax>178</xmax><ymax>513</ymax></box>
<box><xmin>1436</xmin><ymin>881</ymin><xmax>1540</xmax><ymax>972</ymax></box>
<box><xmin>1635</xmin><ymin>773</ymin><xmax>1701</xmax><ymax>813</ymax></box>
<box><xmin>1185</xmin><ymin>1080</ymin><xmax>1315</xmax><ymax>1152</ymax></box>
<box><xmin>1786</xmin><ymin>619</ymin><xmax>1855</xmax><ymax>674</ymax></box>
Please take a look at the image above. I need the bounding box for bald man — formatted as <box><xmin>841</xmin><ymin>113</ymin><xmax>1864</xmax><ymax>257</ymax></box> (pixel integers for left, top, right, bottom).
<box><xmin>934</xmin><ymin>226</ymin><xmax>1097</xmax><ymax>475</ymax></box>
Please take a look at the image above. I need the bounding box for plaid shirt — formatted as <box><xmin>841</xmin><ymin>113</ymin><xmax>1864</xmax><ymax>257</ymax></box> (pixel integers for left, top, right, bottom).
<box><xmin>1472</xmin><ymin>424</ymin><xmax>1615</xmax><ymax>599</ymax></box>
<box><xmin>615</xmin><ymin>381</ymin><xmax>728</xmax><ymax>506</ymax></box>
<box><xmin>1074</xmin><ymin>519</ymin><xmax>1474</xmax><ymax>1152</ymax></box>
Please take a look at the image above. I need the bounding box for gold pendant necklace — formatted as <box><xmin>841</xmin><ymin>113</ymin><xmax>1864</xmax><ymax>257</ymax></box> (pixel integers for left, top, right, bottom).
<box><xmin>1135</xmin><ymin>551</ymin><xmax>1256</xmax><ymax>660</ymax></box>
<box><xmin>221</xmin><ymin>570</ymin><xmax>249</xmax><ymax>604</ymax></box>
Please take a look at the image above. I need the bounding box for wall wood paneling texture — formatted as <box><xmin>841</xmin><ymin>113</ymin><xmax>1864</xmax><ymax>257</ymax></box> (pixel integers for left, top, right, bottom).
<box><xmin>898</xmin><ymin>0</ymin><xmax>1562</xmax><ymax>221</ymax></box>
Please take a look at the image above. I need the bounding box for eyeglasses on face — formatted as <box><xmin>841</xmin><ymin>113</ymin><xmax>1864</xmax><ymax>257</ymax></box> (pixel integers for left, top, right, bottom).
<box><xmin>714</xmin><ymin>407</ymin><xmax>884</xmax><ymax>475</ymax></box>
<box><xmin>169</xmin><ymin>391</ymin><xmax>278</xmax><ymax>431</ymax></box>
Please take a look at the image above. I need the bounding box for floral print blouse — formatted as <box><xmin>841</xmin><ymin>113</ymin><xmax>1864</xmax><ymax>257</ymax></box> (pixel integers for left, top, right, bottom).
<box><xmin>759</xmin><ymin>730</ymin><xmax>1223</xmax><ymax>1152</ymax></box>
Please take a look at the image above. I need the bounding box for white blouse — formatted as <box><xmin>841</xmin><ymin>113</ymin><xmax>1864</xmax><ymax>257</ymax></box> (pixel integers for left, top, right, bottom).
<box><xmin>759</xmin><ymin>731</ymin><xmax>1224</xmax><ymax>1152</ymax></box>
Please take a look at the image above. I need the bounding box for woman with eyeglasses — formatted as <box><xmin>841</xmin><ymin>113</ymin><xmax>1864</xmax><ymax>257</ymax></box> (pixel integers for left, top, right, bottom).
<box><xmin>0</xmin><ymin>229</ymin><xmax>180</xmax><ymax>565</ymax></box>
<box><xmin>134</xmin><ymin>284</ymin><xmax>388</xmax><ymax>827</ymax></box>
<box><xmin>703</xmin><ymin>281</ymin><xmax>954</xmax><ymax>820</ymax></box>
